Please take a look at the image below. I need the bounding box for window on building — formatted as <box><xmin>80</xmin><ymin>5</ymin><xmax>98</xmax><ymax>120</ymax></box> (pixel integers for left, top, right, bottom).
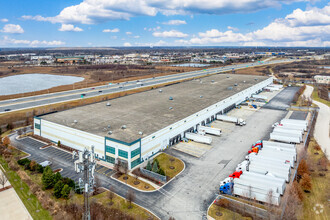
<box><xmin>106</xmin><ymin>146</ymin><xmax>115</xmax><ymax>154</ymax></box>
<box><xmin>131</xmin><ymin>148</ymin><xmax>140</xmax><ymax>158</ymax></box>
<box><xmin>118</xmin><ymin>149</ymin><xmax>128</xmax><ymax>158</ymax></box>
<box><xmin>106</xmin><ymin>156</ymin><xmax>115</xmax><ymax>164</ymax></box>
<box><xmin>35</xmin><ymin>123</ymin><xmax>40</xmax><ymax>129</ymax></box>
<box><xmin>131</xmin><ymin>158</ymin><xmax>141</xmax><ymax>168</ymax></box>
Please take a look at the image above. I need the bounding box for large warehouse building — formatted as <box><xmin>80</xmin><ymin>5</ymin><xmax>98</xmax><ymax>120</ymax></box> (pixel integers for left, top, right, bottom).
<box><xmin>34</xmin><ymin>74</ymin><xmax>272</xmax><ymax>169</ymax></box>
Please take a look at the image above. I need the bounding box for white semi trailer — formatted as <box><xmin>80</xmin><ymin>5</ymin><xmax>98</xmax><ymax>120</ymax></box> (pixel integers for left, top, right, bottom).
<box><xmin>198</xmin><ymin>125</ymin><xmax>221</xmax><ymax>136</ymax></box>
<box><xmin>247</xmin><ymin>153</ymin><xmax>294</xmax><ymax>168</ymax></box>
<box><xmin>272</xmin><ymin>131</ymin><xmax>302</xmax><ymax>142</ymax></box>
<box><xmin>262</xmin><ymin>141</ymin><xmax>296</xmax><ymax>150</ymax></box>
<box><xmin>258</xmin><ymin>149</ymin><xmax>296</xmax><ymax>163</ymax></box>
<box><xmin>270</xmin><ymin>132</ymin><xmax>301</xmax><ymax>144</ymax></box>
<box><xmin>233</xmin><ymin>183</ymin><xmax>281</xmax><ymax>205</ymax></box>
<box><xmin>275</xmin><ymin>123</ymin><xmax>305</xmax><ymax>133</ymax></box>
<box><xmin>185</xmin><ymin>132</ymin><xmax>212</xmax><ymax>144</ymax></box>
<box><xmin>281</xmin><ymin>119</ymin><xmax>308</xmax><ymax>127</ymax></box>
<box><xmin>239</xmin><ymin>172</ymin><xmax>286</xmax><ymax>194</ymax></box>
<box><xmin>248</xmin><ymin>163</ymin><xmax>290</xmax><ymax>182</ymax></box>
<box><xmin>261</xmin><ymin>146</ymin><xmax>297</xmax><ymax>161</ymax></box>
<box><xmin>249</xmin><ymin>159</ymin><xmax>291</xmax><ymax>174</ymax></box>
<box><xmin>279</xmin><ymin>121</ymin><xmax>307</xmax><ymax>131</ymax></box>
<box><xmin>216</xmin><ymin>115</ymin><xmax>246</xmax><ymax>126</ymax></box>
<box><xmin>262</xmin><ymin>145</ymin><xmax>297</xmax><ymax>157</ymax></box>
<box><xmin>273</xmin><ymin>127</ymin><xmax>303</xmax><ymax>139</ymax></box>
<box><xmin>233</xmin><ymin>178</ymin><xmax>280</xmax><ymax>195</ymax></box>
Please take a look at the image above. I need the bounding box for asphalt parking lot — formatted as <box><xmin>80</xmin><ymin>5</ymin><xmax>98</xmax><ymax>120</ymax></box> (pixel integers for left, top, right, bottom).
<box><xmin>11</xmin><ymin>136</ymin><xmax>114</xmax><ymax>183</ymax></box>
<box><xmin>263</xmin><ymin>87</ymin><xmax>299</xmax><ymax>110</ymax></box>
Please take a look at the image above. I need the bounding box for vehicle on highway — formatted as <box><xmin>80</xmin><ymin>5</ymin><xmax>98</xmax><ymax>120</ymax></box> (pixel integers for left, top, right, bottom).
<box><xmin>91</xmin><ymin>88</ymin><xmax>95</xmax><ymax>90</ymax></box>
<box><xmin>98</xmin><ymin>90</ymin><xmax>102</xmax><ymax>93</ymax></box>
<box><xmin>39</xmin><ymin>160</ymin><xmax>52</xmax><ymax>167</ymax></box>
<box><xmin>119</xmin><ymin>86</ymin><xmax>123</xmax><ymax>88</ymax></box>
<box><xmin>4</xmin><ymin>109</ymin><xmax>11</xmax><ymax>112</ymax></box>
<box><xmin>81</xmin><ymin>94</ymin><xmax>86</xmax><ymax>96</ymax></box>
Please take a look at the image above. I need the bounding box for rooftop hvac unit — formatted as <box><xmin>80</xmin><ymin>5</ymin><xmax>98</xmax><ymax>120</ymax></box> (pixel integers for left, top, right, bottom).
<box><xmin>139</xmin><ymin>131</ymin><xmax>143</xmax><ymax>135</ymax></box>
<box><xmin>227</xmin><ymin>76</ymin><xmax>230</xmax><ymax>78</ymax></box>
<box><xmin>200</xmin><ymin>95</ymin><xmax>203</xmax><ymax>98</ymax></box>
<box><xmin>74</xmin><ymin>120</ymin><xmax>78</xmax><ymax>123</ymax></box>
<box><xmin>107</xmin><ymin>125</ymin><xmax>111</xmax><ymax>129</ymax></box>
<box><xmin>234</xmin><ymin>83</ymin><xmax>238</xmax><ymax>86</ymax></box>
<box><xmin>243</xmin><ymin>80</ymin><xmax>246</xmax><ymax>83</ymax></box>
<box><xmin>121</xmin><ymin>125</ymin><xmax>127</xmax><ymax>129</ymax></box>
<box><xmin>211</xmin><ymin>80</ymin><xmax>215</xmax><ymax>83</ymax></box>
<box><xmin>227</xmin><ymin>87</ymin><xmax>233</xmax><ymax>90</ymax></box>
<box><xmin>255</xmin><ymin>78</ymin><xmax>258</xmax><ymax>81</ymax></box>
<box><xmin>169</xmin><ymin>96</ymin><xmax>173</xmax><ymax>100</ymax></box>
<box><xmin>159</xmin><ymin>89</ymin><xmax>162</xmax><ymax>93</ymax></box>
<box><xmin>169</xmin><ymin>107</ymin><xmax>173</xmax><ymax>110</ymax></box>
<box><xmin>103</xmin><ymin>128</ymin><xmax>107</xmax><ymax>131</ymax></box>
<box><xmin>106</xmin><ymin>102</ymin><xmax>111</xmax><ymax>106</ymax></box>
<box><xmin>108</xmin><ymin>131</ymin><xmax>112</xmax><ymax>135</ymax></box>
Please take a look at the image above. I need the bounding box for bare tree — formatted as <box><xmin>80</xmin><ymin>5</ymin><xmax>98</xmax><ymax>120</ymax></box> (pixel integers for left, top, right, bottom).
<box><xmin>0</xmin><ymin>170</ymin><xmax>8</xmax><ymax>189</ymax></box>
<box><xmin>266</xmin><ymin>190</ymin><xmax>274</xmax><ymax>219</ymax></box>
<box><xmin>108</xmin><ymin>186</ymin><xmax>115</xmax><ymax>205</ymax></box>
<box><xmin>126</xmin><ymin>189</ymin><xmax>135</xmax><ymax>209</ymax></box>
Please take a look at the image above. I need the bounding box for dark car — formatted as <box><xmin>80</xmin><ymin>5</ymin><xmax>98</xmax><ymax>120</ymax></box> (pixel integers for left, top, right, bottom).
<box><xmin>98</xmin><ymin>90</ymin><xmax>102</xmax><ymax>93</ymax></box>
<box><xmin>4</xmin><ymin>109</ymin><xmax>11</xmax><ymax>112</ymax></box>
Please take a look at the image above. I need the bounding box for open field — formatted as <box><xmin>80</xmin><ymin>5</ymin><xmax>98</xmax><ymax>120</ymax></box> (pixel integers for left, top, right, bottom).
<box><xmin>312</xmin><ymin>86</ymin><xmax>330</xmax><ymax>107</ymax></box>
<box><xmin>0</xmin><ymin>62</ymin><xmax>201</xmax><ymax>101</ymax></box>
<box><xmin>300</xmin><ymin>139</ymin><xmax>329</xmax><ymax>220</ymax></box>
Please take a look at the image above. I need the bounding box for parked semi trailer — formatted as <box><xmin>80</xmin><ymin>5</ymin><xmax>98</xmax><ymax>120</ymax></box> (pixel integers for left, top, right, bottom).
<box><xmin>273</xmin><ymin>127</ymin><xmax>303</xmax><ymax>138</ymax></box>
<box><xmin>258</xmin><ymin>150</ymin><xmax>296</xmax><ymax>163</ymax></box>
<box><xmin>185</xmin><ymin>132</ymin><xmax>212</xmax><ymax>144</ymax></box>
<box><xmin>239</xmin><ymin>172</ymin><xmax>286</xmax><ymax>194</ymax></box>
<box><xmin>281</xmin><ymin>119</ymin><xmax>308</xmax><ymax>127</ymax></box>
<box><xmin>270</xmin><ymin>132</ymin><xmax>301</xmax><ymax>144</ymax></box>
<box><xmin>274</xmin><ymin>123</ymin><xmax>306</xmax><ymax>133</ymax></box>
<box><xmin>198</xmin><ymin>125</ymin><xmax>221</xmax><ymax>136</ymax></box>
<box><xmin>271</xmin><ymin>131</ymin><xmax>302</xmax><ymax>142</ymax></box>
<box><xmin>236</xmin><ymin>160</ymin><xmax>290</xmax><ymax>178</ymax></box>
<box><xmin>262</xmin><ymin>144</ymin><xmax>297</xmax><ymax>157</ymax></box>
<box><xmin>278</xmin><ymin>121</ymin><xmax>307</xmax><ymax>131</ymax></box>
<box><xmin>261</xmin><ymin>146</ymin><xmax>297</xmax><ymax>161</ymax></box>
<box><xmin>216</xmin><ymin>115</ymin><xmax>246</xmax><ymax>126</ymax></box>
<box><xmin>249</xmin><ymin>159</ymin><xmax>291</xmax><ymax>174</ymax></box>
<box><xmin>247</xmin><ymin>153</ymin><xmax>294</xmax><ymax>168</ymax></box>
<box><xmin>233</xmin><ymin>178</ymin><xmax>281</xmax><ymax>195</ymax></box>
<box><xmin>247</xmin><ymin>163</ymin><xmax>290</xmax><ymax>182</ymax></box>
<box><xmin>233</xmin><ymin>184</ymin><xmax>281</xmax><ymax>205</ymax></box>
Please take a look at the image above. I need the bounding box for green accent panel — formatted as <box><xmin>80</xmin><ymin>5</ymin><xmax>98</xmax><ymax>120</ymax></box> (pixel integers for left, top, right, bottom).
<box><xmin>131</xmin><ymin>148</ymin><xmax>140</xmax><ymax>158</ymax></box>
<box><xmin>106</xmin><ymin>146</ymin><xmax>115</xmax><ymax>154</ymax></box>
<box><xmin>118</xmin><ymin>149</ymin><xmax>128</xmax><ymax>159</ymax></box>
<box><xmin>131</xmin><ymin>158</ymin><xmax>141</xmax><ymax>168</ymax></box>
<box><xmin>105</xmin><ymin>136</ymin><xmax>141</xmax><ymax>146</ymax></box>
<box><xmin>106</xmin><ymin>156</ymin><xmax>115</xmax><ymax>164</ymax></box>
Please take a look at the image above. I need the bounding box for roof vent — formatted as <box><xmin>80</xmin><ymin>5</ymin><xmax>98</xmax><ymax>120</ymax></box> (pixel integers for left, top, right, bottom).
<box><xmin>169</xmin><ymin>107</ymin><xmax>173</xmax><ymax>110</ymax></box>
<box><xmin>211</xmin><ymin>80</ymin><xmax>215</xmax><ymax>83</ymax></box>
<box><xmin>108</xmin><ymin>131</ymin><xmax>112</xmax><ymax>135</ymax></box>
<box><xmin>226</xmin><ymin>76</ymin><xmax>230</xmax><ymax>78</ymax></box>
<box><xmin>243</xmin><ymin>80</ymin><xmax>246</xmax><ymax>83</ymax></box>
<box><xmin>139</xmin><ymin>131</ymin><xmax>143</xmax><ymax>135</ymax></box>
<box><xmin>107</xmin><ymin>125</ymin><xmax>111</xmax><ymax>129</ymax></box>
<box><xmin>200</xmin><ymin>95</ymin><xmax>203</xmax><ymax>98</ymax></box>
<box><xmin>106</xmin><ymin>102</ymin><xmax>111</xmax><ymax>106</ymax></box>
<box><xmin>103</xmin><ymin>128</ymin><xmax>107</xmax><ymax>131</ymax></box>
<box><xmin>227</xmin><ymin>87</ymin><xmax>233</xmax><ymax>90</ymax></box>
<box><xmin>234</xmin><ymin>83</ymin><xmax>238</xmax><ymax>86</ymax></box>
<box><xmin>73</xmin><ymin>120</ymin><xmax>78</xmax><ymax>123</ymax></box>
<box><xmin>121</xmin><ymin>125</ymin><xmax>127</xmax><ymax>129</ymax></box>
<box><xmin>255</xmin><ymin>78</ymin><xmax>258</xmax><ymax>81</ymax></box>
<box><xmin>169</xmin><ymin>96</ymin><xmax>173</xmax><ymax>100</ymax></box>
<box><xmin>159</xmin><ymin>89</ymin><xmax>162</xmax><ymax>93</ymax></box>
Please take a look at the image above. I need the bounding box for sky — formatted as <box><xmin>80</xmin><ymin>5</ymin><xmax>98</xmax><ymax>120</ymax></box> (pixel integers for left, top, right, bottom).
<box><xmin>0</xmin><ymin>0</ymin><xmax>329</xmax><ymax>47</ymax></box>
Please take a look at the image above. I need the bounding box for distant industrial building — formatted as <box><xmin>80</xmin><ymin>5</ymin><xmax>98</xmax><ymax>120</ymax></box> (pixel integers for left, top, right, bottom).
<box><xmin>34</xmin><ymin>74</ymin><xmax>272</xmax><ymax>169</ymax></box>
<box><xmin>314</xmin><ymin>75</ymin><xmax>330</xmax><ymax>84</ymax></box>
<box><xmin>55</xmin><ymin>56</ymin><xmax>85</xmax><ymax>64</ymax></box>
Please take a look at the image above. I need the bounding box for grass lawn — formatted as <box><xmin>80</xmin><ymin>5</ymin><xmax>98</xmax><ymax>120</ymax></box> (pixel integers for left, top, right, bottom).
<box><xmin>93</xmin><ymin>191</ymin><xmax>158</xmax><ymax>219</ymax></box>
<box><xmin>312</xmin><ymin>86</ymin><xmax>330</xmax><ymax>107</ymax></box>
<box><xmin>300</xmin><ymin>139</ymin><xmax>329</xmax><ymax>220</ymax></box>
<box><xmin>117</xmin><ymin>173</ymin><xmax>156</xmax><ymax>191</ymax></box>
<box><xmin>154</xmin><ymin>153</ymin><xmax>184</xmax><ymax>179</ymax></box>
<box><xmin>0</xmin><ymin>157</ymin><xmax>52</xmax><ymax>220</ymax></box>
<box><xmin>208</xmin><ymin>203</ymin><xmax>252</xmax><ymax>220</ymax></box>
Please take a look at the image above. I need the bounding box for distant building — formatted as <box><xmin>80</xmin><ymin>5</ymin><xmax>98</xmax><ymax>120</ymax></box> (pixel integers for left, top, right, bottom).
<box><xmin>314</xmin><ymin>75</ymin><xmax>330</xmax><ymax>84</ymax></box>
<box><xmin>55</xmin><ymin>56</ymin><xmax>85</xmax><ymax>64</ymax></box>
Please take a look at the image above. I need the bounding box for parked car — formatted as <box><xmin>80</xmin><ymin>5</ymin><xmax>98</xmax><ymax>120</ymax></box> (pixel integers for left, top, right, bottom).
<box><xmin>39</xmin><ymin>160</ymin><xmax>52</xmax><ymax>167</ymax></box>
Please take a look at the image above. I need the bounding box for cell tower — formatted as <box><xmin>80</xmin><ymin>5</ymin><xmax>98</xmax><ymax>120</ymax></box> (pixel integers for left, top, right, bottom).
<box><xmin>74</xmin><ymin>146</ymin><xmax>96</xmax><ymax>220</ymax></box>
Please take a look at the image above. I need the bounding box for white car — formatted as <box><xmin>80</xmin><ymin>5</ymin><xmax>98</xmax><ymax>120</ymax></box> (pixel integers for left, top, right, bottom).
<box><xmin>39</xmin><ymin>161</ymin><xmax>52</xmax><ymax>167</ymax></box>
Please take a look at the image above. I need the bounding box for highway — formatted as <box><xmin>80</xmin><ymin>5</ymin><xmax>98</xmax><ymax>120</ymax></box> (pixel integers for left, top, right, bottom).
<box><xmin>0</xmin><ymin>59</ymin><xmax>295</xmax><ymax>113</ymax></box>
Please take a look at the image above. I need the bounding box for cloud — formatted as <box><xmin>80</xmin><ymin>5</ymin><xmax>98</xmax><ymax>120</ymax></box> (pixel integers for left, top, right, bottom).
<box><xmin>123</xmin><ymin>42</ymin><xmax>132</xmax><ymax>46</ymax></box>
<box><xmin>178</xmin><ymin>4</ymin><xmax>330</xmax><ymax>47</ymax></box>
<box><xmin>22</xmin><ymin>0</ymin><xmax>309</xmax><ymax>24</ymax></box>
<box><xmin>227</xmin><ymin>26</ymin><xmax>239</xmax><ymax>31</ymax></box>
<box><xmin>153</xmin><ymin>30</ymin><xmax>188</xmax><ymax>38</ymax></box>
<box><xmin>163</xmin><ymin>20</ymin><xmax>186</xmax><ymax>25</ymax></box>
<box><xmin>0</xmin><ymin>18</ymin><xmax>8</xmax><ymax>22</ymax></box>
<box><xmin>58</xmin><ymin>24</ymin><xmax>83</xmax><ymax>32</ymax></box>
<box><xmin>126</xmin><ymin>31</ymin><xmax>132</xmax><ymax>35</ymax></box>
<box><xmin>135</xmin><ymin>40</ymin><xmax>168</xmax><ymax>46</ymax></box>
<box><xmin>0</xmin><ymin>36</ymin><xmax>65</xmax><ymax>47</ymax></box>
<box><xmin>103</xmin><ymin>28</ymin><xmax>120</xmax><ymax>32</ymax></box>
<box><xmin>1</xmin><ymin>24</ymin><xmax>24</xmax><ymax>34</ymax></box>
<box><xmin>133</xmin><ymin>35</ymin><xmax>140</xmax><ymax>38</ymax></box>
